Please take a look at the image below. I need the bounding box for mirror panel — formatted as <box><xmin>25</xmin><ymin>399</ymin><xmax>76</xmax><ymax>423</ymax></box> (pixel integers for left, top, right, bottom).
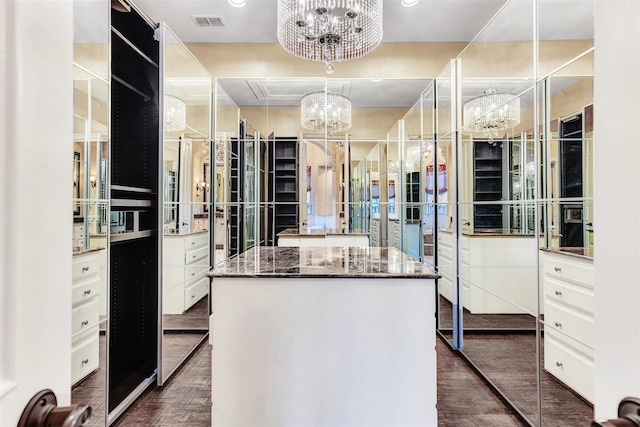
<box><xmin>538</xmin><ymin>48</ymin><xmax>594</xmax><ymax>425</ymax></box>
<box><xmin>71</xmin><ymin>60</ymin><xmax>109</xmax><ymax>425</ymax></box>
<box><xmin>161</xmin><ymin>25</ymin><xmax>211</xmax><ymax>384</ymax></box>
<box><xmin>456</xmin><ymin>0</ymin><xmax>539</xmax><ymax>423</ymax></box>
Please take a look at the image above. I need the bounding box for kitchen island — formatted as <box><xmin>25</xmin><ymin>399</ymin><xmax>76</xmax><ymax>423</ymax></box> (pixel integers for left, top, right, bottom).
<box><xmin>207</xmin><ymin>246</ymin><xmax>439</xmax><ymax>427</ymax></box>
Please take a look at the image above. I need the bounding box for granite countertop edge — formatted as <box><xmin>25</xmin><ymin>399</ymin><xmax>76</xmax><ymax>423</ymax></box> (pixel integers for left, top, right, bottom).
<box><xmin>207</xmin><ymin>271</ymin><xmax>440</xmax><ymax>279</ymax></box>
<box><xmin>72</xmin><ymin>247</ymin><xmax>106</xmax><ymax>256</ymax></box>
<box><xmin>540</xmin><ymin>246</ymin><xmax>594</xmax><ymax>260</ymax></box>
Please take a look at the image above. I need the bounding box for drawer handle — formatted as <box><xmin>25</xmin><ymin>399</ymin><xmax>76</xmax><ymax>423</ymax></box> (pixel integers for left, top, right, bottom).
<box><xmin>192</xmin><ymin>295</ymin><xmax>195</xmax><ymax>299</ymax></box>
<box><xmin>191</xmin><ymin>242</ymin><xmax>196</xmax><ymax>245</ymax></box>
<box><xmin>192</xmin><ymin>255</ymin><xmax>197</xmax><ymax>259</ymax></box>
<box><xmin>191</xmin><ymin>272</ymin><xmax>196</xmax><ymax>276</ymax></box>
<box><xmin>554</xmin><ymin>322</ymin><xmax>562</xmax><ymax>328</ymax></box>
<box><xmin>84</xmin><ymin>290</ymin><xmax>92</xmax><ymax>296</ymax></box>
<box><xmin>554</xmin><ymin>267</ymin><xmax>562</xmax><ymax>272</ymax></box>
<box><xmin>81</xmin><ymin>320</ymin><xmax>89</xmax><ymax>327</ymax></box>
<box><xmin>555</xmin><ymin>361</ymin><xmax>563</xmax><ymax>368</ymax></box>
<box><xmin>81</xmin><ymin>359</ymin><xmax>89</xmax><ymax>365</ymax></box>
<box><xmin>82</xmin><ymin>266</ymin><xmax>90</xmax><ymax>272</ymax></box>
<box><xmin>554</xmin><ymin>290</ymin><xmax>562</xmax><ymax>296</ymax></box>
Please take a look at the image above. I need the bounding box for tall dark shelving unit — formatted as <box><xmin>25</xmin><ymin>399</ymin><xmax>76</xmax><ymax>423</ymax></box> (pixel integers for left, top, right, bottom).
<box><xmin>229</xmin><ymin>129</ymin><xmax>244</xmax><ymax>257</ymax></box>
<box><xmin>405</xmin><ymin>171</ymin><xmax>420</xmax><ymax>221</ymax></box>
<box><xmin>109</xmin><ymin>5</ymin><xmax>159</xmax><ymax>414</ymax></box>
<box><xmin>268</xmin><ymin>137</ymin><xmax>299</xmax><ymax>245</ymax></box>
<box><xmin>473</xmin><ymin>141</ymin><xmax>503</xmax><ymax>229</ymax></box>
<box><xmin>559</xmin><ymin>113</ymin><xmax>584</xmax><ymax>247</ymax></box>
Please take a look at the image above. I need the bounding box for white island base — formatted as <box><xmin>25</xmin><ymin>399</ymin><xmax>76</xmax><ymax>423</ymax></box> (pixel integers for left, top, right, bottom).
<box><xmin>210</xmin><ymin>276</ymin><xmax>437</xmax><ymax>426</ymax></box>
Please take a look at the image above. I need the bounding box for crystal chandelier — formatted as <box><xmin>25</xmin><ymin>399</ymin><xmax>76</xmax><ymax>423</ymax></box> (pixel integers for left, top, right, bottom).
<box><xmin>463</xmin><ymin>89</ymin><xmax>520</xmax><ymax>142</ymax></box>
<box><xmin>277</xmin><ymin>0</ymin><xmax>383</xmax><ymax>74</ymax></box>
<box><xmin>301</xmin><ymin>91</ymin><xmax>352</xmax><ymax>133</ymax></box>
<box><xmin>165</xmin><ymin>95</ymin><xmax>186</xmax><ymax>132</ymax></box>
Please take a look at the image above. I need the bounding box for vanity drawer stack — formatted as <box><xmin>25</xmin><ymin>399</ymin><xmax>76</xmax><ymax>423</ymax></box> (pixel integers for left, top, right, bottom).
<box><xmin>370</xmin><ymin>219</ymin><xmax>380</xmax><ymax>246</ymax></box>
<box><xmin>388</xmin><ymin>220</ymin><xmax>401</xmax><ymax>250</ymax></box>
<box><xmin>541</xmin><ymin>250</ymin><xmax>594</xmax><ymax>403</ymax></box>
<box><xmin>436</xmin><ymin>231</ymin><xmax>454</xmax><ymax>302</ymax></box>
<box><xmin>71</xmin><ymin>250</ymin><xmax>101</xmax><ymax>385</ymax></box>
<box><xmin>163</xmin><ymin>232</ymin><xmax>210</xmax><ymax>314</ymax></box>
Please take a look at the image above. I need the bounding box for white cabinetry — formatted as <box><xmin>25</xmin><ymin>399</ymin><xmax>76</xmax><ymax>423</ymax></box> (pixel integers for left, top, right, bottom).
<box><xmin>163</xmin><ymin>232</ymin><xmax>210</xmax><ymax>314</ymax></box>
<box><xmin>370</xmin><ymin>219</ymin><xmax>380</xmax><ymax>246</ymax></box>
<box><xmin>437</xmin><ymin>230</ymin><xmax>454</xmax><ymax>302</ymax></box>
<box><xmin>541</xmin><ymin>250</ymin><xmax>594</xmax><ymax>403</ymax></box>
<box><xmin>460</xmin><ymin>235</ymin><xmax>537</xmax><ymax>314</ymax></box>
<box><xmin>71</xmin><ymin>250</ymin><xmax>102</xmax><ymax>385</ymax></box>
<box><xmin>388</xmin><ymin>220</ymin><xmax>401</xmax><ymax>249</ymax></box>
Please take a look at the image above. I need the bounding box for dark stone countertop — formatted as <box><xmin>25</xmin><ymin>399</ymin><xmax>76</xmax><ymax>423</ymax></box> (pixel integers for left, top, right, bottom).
<box><xmin>541</xmin><ymin>246</ymin><xmax>594</xmax><ymax>260</ymax></box>
<box><xmin>207</xmin><ymin>246</ymin><xmax>439</xmax><ymax>279</ymax></box>
<box><xmin>277</xmin><ymin>228</ymin><xmax>368</xmax><ymax>237</ymax></box>
<box><xmin>72</xmin><ymin>247</ymin><xmax>105</xmax><ymax>256</ymax></box>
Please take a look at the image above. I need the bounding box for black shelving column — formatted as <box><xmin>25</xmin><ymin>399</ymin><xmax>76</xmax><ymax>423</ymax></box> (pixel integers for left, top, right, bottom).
<box><xmin>269</xmin><ymin>137</ymin><xmax>299</xmax><ymax>244</ymax></box>
<box><xmin>229</xmin><ymin>133</ymin><xmax>244</xmax><ymax>257</ymax></box>
<box><xmin>406</xmin><ymin>171</ymin><xmax>420</xmax><ymax>221</ymax></box>
<box><xmin>473</xmin><ymin>141</ymin><xmax>503</xmax><ymax>229</ymax></box>
<box><xmin>109</xmin><ymin>5</ymin><xmax>159</xmax><ymax>415</ymax></box>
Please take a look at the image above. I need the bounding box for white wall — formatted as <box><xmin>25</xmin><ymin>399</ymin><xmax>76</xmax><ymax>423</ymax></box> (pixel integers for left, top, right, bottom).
<box><xmin>593</xmin><ymin>0</ymin><xmax>640</xmax><ymax>420</ymax></box>
<box><xmin>0</xmin><ymin>1</ymin><xmax>73</xmax><ymax>424</ymax></box>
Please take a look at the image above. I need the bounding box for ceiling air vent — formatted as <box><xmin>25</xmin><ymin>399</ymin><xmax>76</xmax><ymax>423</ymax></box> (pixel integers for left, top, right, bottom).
<box><xmin>191</xmin><ymin>15</ymin><xmax>227</xmax><ymax>28</ymax></box>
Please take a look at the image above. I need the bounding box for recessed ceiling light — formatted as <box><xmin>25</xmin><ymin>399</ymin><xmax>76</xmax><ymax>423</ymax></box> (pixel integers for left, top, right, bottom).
<box><xmin>228</xmin><ymin>0</ymin><xmax>246</xmax><ymax>7</ymax></box>
<box><xmin>401</xmin><ymin>0</ymin><xmax>419</xmax><ymax>7</ymax></box>
<box><xmin>371</xmin><ymin>78</ymin><xmax>383</xmax><ymax>82</ymax></box>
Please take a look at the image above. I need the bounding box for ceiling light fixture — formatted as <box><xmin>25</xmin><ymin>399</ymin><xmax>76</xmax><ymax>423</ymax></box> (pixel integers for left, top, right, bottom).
<box><xmin>301</xmin><ymin>91</ymin><xmax>352</xmax><ymax>133</ymax></box>
<box><xmin>227</xmin><ymin>0</ymin><xmax>246</xmax><ymax>8</ymax></box>
<box><xmin>400</xmin><ymin>0</ymin><xmax>419</xmax><ymax>7</ymax></box>
<box><xmin>165</xmin><ymin>95</ymin><xmax>186</xmax><ymax>132</ymax></box>
<box><xmin>277</xmin><ymin>0</ymin><xmax>383</xmax><ymax>74</ymax></box>
<box><xmin>463</xmin><ymin>89</ymin><xmax>520</xmax><ymax>143</ymax></box>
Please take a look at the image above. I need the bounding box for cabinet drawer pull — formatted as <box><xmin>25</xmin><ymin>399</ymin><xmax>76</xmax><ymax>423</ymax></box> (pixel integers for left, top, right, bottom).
<box><xmin>191</xmin><ymin>241</ymin><xmax>196</xmax><ymax>245</ymax></box>
<box><xmin>192</xmin><ymin>255</ymin><xmax>197</xmax><ymax>259</ymax></box>
<box><xmin>554</xmin><ymin>267</ymin><xmax>562</xmax><ymax>272</ymax></box>
<box><xmin>554</xmin><ymin>290</ymin><xmax>562</xmax><ymax>296</ymax></box>
<box><xmin>82</xmin><ymin>266</ymin><xmax>90</xmax><ymax>272</ymax></box>
<box><xmin>84</xmin><ymin>290</ymin><xmax>92</xmax><ymax>296</ymax></box>
<box><xmin>81</xmin><ymin>320</ymin><xmax>89</xmax><ymax>327</ymax></box>
<box><xmin>191</xmin><ymin>272</ymin><xmax>196</xmax><ymax>276</ymax></box>
<box><xmin>555</xmin><ymin>361</ymin><xmax>563</xmax><ymax>368</ymax></box>
<box><xmin>81</xmin><ymin>359</ymin><xmax>89</xmax><ymax>365</ymax></box>
<box><xmin>554</xmin><ymin>322</ymin><xmax>562</xmax><ymax>328</ymax></box>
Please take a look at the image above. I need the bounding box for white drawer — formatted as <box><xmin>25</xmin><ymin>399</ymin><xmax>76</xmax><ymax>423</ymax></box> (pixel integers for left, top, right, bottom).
<box><xmin>544</xmin><ymin>276</ymin><xmax>594</xmax><ymax>314</ymax></box>
<box><xmin>185</xmin><ymin>266</ymin><xmax>208</xmax><ymax>287</ymax></box>
<box><xmin>543</xmin><ymin>253</ymin><xmax>594</xmax><ymax>287</ymax></box>
<box><xmin>185</xmin><ymin>246</ymin><xmax>209</xmax><ymax>265</ymax></box>
<box><xmin>184</xmin><ymin>233</ymin><xmax>209</xmax><ymax>250</ymax></box>
<box><xmin>71</xmin><ymin>335</ymin><xmax>100</xmax><ymax>385</ymax></box>
<box><xmin>545</xmin><ymin>299</ymin><xmax>594</xmax><ymax>352</ymax></box>
<box><xmin>184</xmin><ymin>277</ymin><xmax>208</xmax><ymax>311</ymax></box>
<box><xmin>71</xmin><ymin>298</ymin><xmax>99</xmax><ymax>336</ymax></box>
<box><xmin>72</xmin><ymin>276</ymin><xmax>100</xmax><ymax>306</ymax></box>
<box><xmin>163</xmin><ymin>265</ymin><xmax>185</xmax><ymax>290</ymax></box>
<box><xmin>544</xmin><ymin>333</ymin><xmax>594</xmax><ymax>403</ymax></box>
<box><xmin>72</xmin><ymin>253</ymin><xmax>100</xmax><ymax>282</ymax></box>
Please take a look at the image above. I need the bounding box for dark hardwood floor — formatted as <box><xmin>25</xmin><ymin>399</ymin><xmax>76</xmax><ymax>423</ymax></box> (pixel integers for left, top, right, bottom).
<box><xmin>112</xmin><ymin>336</ymin><xmax>526</xmax><ymax>426</ymax></box>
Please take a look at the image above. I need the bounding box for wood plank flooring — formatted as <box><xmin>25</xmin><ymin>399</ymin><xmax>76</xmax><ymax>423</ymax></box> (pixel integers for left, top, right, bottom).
<box><xmin>113</xmin><ymin>337</ymin><xmax>526</xmax><ymax>426</ymax></box>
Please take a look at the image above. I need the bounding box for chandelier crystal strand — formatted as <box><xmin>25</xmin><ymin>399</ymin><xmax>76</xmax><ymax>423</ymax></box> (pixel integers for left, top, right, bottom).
<box><xmin>165</xmin><ymin>95</ymin><xmax>186</xmax><ymax>132</ymax></box>
<box><xmin>463</xmin><ymin>89</ymin><xmax>520</xmax><ymax>141</ymax></box>
<box><xmin>301</xmin><ymin>91</ymin><xmax>352</xmax><ymax>133</ymax></box>
<box><xmin>277</xmin><ymin>0</ymin><xmax>383</xmax><ymax>73</ymax></box>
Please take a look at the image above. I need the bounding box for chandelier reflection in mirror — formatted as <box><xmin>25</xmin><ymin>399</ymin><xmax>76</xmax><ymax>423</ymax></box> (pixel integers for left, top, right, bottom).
<box><xmin>463</xmin><ymin>89</ymin><xmax>520</xmax><ymax>144</ymax></box>
<box><xmin>277</xmin><ymin>0</ymin><xmax>383</xmax><ymax>74</ymax></box>
<box><xmin>301</xmin><ymin>91</ymin><xmax>352</xmax><ymax>133</ymax></box>
<box><xmin>165</xmin><ymin>95</ymin><xmax>186</xmax><ymax>132</ymax></box>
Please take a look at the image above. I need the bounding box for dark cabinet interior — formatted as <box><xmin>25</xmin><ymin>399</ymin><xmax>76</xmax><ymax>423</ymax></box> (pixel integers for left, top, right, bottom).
<box><xmin>109</xmin><ymin>6</ymin><xmax>159</xmax><ymax>414</ymax></box>
<box><xmin>560</xmin><ymin>113</ymin><xmax>584</xmax><ymax>248</ymax></box>
<box><xmin>406</xmin><ymin>171</ymin><xmax>420</xmax><ymax>221</ymax></box>
<box><xmin>229</xmin><ymin>127</ymin><xmax>244</xmax><ymax>257</ymax></box>
<box><xmin>268</xmin><ymin>137</ymin><xmax>299</xmax><ymax>245</ymax></box>
<box><xmin>473</xmin><ymin>141</ymin><xmax>503</xmax><ymax>229</ymax></box>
